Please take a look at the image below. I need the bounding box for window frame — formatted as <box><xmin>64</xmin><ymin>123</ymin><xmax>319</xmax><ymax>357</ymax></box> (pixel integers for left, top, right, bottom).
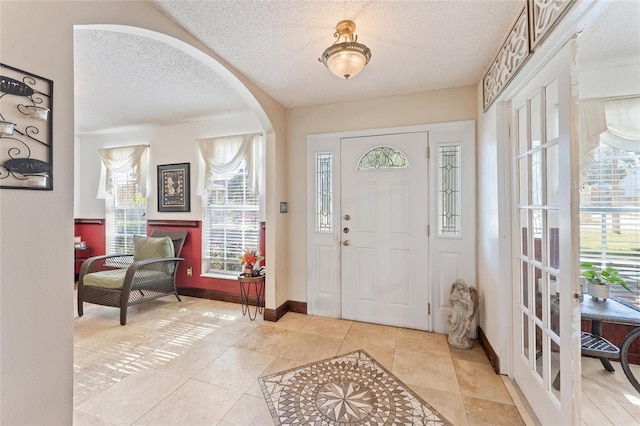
<box><xmin>201</xmin><ymin>161</ymin><xmax>261</xmax><ymax>278</ymax></box>
<box><xmin>105</xmin><ymin>169</ymin><xmax>147</xmax><ymax>255</ymax></box>
<box><xmin>580</xmin><ymin>143</ymin><xmax>640</xmax><ymax>307</ymax></box>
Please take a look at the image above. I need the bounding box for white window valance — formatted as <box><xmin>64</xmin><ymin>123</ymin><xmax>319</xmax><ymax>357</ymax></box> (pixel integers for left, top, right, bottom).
<box><xmin>579</xmin><ymin>97</ymin><xmax>640</xmax><ymax>181</ymax></box>
<box><xmin>197</xmin><ymin>133</ymin><xmax>262</xmax><ymax>194</ymax></box>
<box><xmin>600</xmin><ymin>97</ymin><xmax>640</xmax><ymax>150</ymax></box>
<box><xmin>97</xmin><ymin>145</ymin><xmax>148</xmax><ymax>199</ymax></box>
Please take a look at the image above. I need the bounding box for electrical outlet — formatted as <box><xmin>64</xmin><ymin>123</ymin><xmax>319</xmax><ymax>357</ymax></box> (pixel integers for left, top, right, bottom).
<box><xmin>186</xmin><ymin>266</ymin><xmax>193</xmax><ymax>276</ymax></box>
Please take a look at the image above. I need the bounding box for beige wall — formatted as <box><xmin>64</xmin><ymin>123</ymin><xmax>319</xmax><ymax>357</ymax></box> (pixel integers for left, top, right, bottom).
<box><xmin>76</xmin><ymin>112</ymin><xmax>263</xmax><ymax>220</ymax></box>
<box><xmin>286</xmin><ymin>86</ymin><xmax>477</xmax><ymax>302</ymax></box>
<box><xmin>0</xmin><ymin>2</ymin><xmax>286</xmax><ymax>424</ymax></box>
<box><xmin>475</xmin><ymin>84</ymin><xmax>507</xmax><ymax>370</ymax></box>
<box><xmin>0</xmin><ymin>2</ymin><xmax>510</xmax><ymax>423</ymax></box>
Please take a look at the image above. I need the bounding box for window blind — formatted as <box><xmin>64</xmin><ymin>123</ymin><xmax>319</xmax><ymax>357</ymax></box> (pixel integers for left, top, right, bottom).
<box><xmin>105</xmin><ymin>170</ymin><xmax>147</xmax><ymax>254</ymax></box>
<box><xmin>202</xmin><ymin>163</ymin><xmax>260</xmax><ymax>275</ymax></box>
<box><xmin>580</xmin><ymin>144</ymin><xmax>640</xmax><ymax>305</ymax></box>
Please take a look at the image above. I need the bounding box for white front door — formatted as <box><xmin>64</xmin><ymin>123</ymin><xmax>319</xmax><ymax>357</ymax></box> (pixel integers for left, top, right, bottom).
<box><xmin>510</xmin><ymin>44</ymin><xmax>580</xmax><ymax>424</ymax></box>
<box><xmin>307</xmin><ymin>122</ymin><xmax>476</xmax><ymax>333</ymax></box>
<box><xmin>340</xmin><ymin>132</ymin><xmax>429</xmax><ymax>329</ymax></box>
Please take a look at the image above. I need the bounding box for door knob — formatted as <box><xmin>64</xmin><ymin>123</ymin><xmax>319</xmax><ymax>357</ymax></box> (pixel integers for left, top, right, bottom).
<box><xmin>343</xmin><ymin>240</ymin><xmax>350</xmax><ymax>246</ymax></box>
<box><xmin>343</xmin><ymin>227</ymin><xmax>350</xmax><ymax>233</ymax></box>
<box><xmin>344</xmin><ymin>214</ymin><xmax>350</xmax><ymax>221</ymax></box>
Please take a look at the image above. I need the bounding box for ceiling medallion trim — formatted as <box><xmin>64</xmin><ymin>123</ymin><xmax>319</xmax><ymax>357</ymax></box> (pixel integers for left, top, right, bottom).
<box><xmin>321</xmin><ymin>42</ymin><xmax>372</xmax><ymax>66</ymax></box>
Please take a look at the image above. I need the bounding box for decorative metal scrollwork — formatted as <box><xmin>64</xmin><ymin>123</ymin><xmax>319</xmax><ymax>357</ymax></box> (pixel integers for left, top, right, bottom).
<box><xmin>483</xmin><ymin>6</ymin><xmax>530</xmax><ymax>111</ymax></box>
<box><xmin>482</xmin><ymin>0</ymin><xmax>574</xmax><ymax>111</ymax></box>
<box><xmin>0</xmin><ymin>64</ymin><xmax>53</xmax><ymax>190</ymax></box>
<box><xmin>530</xmin><ymin>0</ymin><xmax>574</xmax><ymax>50</ymax></box>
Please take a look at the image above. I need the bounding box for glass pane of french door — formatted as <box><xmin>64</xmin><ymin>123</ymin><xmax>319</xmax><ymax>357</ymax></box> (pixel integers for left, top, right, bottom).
<box><xmin>515</xmin><ymin>77</ymin><xmax>562</xmax><ymax>404</ymax></box>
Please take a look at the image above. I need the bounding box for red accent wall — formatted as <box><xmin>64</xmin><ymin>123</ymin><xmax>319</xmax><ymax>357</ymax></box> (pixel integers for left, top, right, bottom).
<box><xmin>75</xmin><ymin>219</ymin><xmax>265</xmax><ymax>296</ymax></box>
<box><xmin>145</xmin><ymin>221</ymin><xmax>266</xmax><ymax>295</ymax></box>
<box><xmin>74</xmin><ymin>220</ymin><xmax>106</xmax><ymax>256</ymax></box>
<box><xmin>144</xmin><ymin>222</ymin><xmax>231</xmax><ymax>292</ymax></box>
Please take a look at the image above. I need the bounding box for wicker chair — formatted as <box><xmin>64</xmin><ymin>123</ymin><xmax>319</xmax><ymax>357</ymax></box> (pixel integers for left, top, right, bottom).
<box><xmin>77</xmin><ymin>229</ymin><xmax>188</xmax><ymax>325</ymax></box>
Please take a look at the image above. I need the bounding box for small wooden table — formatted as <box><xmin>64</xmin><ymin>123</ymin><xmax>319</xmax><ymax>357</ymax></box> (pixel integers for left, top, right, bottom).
<box><xmin>237</xmin><ymin>274</ymin><xmax>265</xmax><ymax>320</ymax></box>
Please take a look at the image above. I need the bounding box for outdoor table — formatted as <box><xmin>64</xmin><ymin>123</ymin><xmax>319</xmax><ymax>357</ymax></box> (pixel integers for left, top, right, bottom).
<box><xmin>581</xmin><ymin>295</ymin><xmax>640</xmax><ymax>392</ymax></box>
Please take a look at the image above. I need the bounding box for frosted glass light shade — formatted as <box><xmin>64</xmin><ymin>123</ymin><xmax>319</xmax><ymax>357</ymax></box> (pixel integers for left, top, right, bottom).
<box><xmin>327</xmin><ymin>50</ymin><xmax>367</xmax><ymax>79</ymax></box>
<box><xmin>322</xmin><ymin>42</ymin><xmax>371</xmax><ymax>80</ymax></box>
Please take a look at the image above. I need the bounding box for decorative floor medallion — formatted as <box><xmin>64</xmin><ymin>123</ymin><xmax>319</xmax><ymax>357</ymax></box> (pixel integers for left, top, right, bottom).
<box><xmin>259</xmin><ymin>350</ymin><xmax>451</xmax><ymax>425</ymax></box>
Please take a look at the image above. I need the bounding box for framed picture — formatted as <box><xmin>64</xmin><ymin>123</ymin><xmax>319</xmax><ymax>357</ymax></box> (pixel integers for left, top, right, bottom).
<box><xmin>157</xmin><ymin>163</ymin><xmax>190</xmax><ymax>212</ymax></box>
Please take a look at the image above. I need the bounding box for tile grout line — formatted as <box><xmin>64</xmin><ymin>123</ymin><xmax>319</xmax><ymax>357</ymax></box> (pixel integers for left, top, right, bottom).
<box><xmin>74</xmin><ymin>299</ymin><xmax>525</xmax><ymax>425</ymax></box>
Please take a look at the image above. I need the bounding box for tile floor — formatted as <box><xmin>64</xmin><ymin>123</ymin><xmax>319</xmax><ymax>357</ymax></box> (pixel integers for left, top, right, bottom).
<box><xmin>73</xmin><ymin>294</ymin><xmax>531</xmax><ymax>425</ymax></box>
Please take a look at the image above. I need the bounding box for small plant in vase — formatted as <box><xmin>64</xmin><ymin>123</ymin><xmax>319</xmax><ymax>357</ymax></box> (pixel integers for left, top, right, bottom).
<box><xmin>240</xmin><ymin>249</ymin><xmax>264</xmax><ymax>277</ymax></box>
<box><xmin>581</xmin><ymin>262</ymin><xmax>630</xmax><ymax>300</ymax></box>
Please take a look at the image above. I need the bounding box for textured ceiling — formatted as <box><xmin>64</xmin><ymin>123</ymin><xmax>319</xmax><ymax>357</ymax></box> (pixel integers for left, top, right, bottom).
<box><xmin>73</xmin><ymin>0</ymin><xmax>639</xmax><ymax>134</ymax></box>
<box><xmin>576</xmin><ymin>0</ymin><xmax>640</xmax><ymax>70</ymax></box>
<box><xmin>73</xmin><ymin>28</ymin><xmax>248</xmax><ymax>134</ymax></box>
<box><xmin>74</xmin><ymin>0</ymin><xmax>524</xmax><ymax>133</ymax></box>
<box><xmin>152</xmin><ymin>0</ymin><xmax>524</xmax><ymax>108</ymax></box>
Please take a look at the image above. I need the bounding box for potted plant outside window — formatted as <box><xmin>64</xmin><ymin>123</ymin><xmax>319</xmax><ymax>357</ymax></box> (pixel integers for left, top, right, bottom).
<box><xmin>581</xmin><ymin>262</ymin><xmax>631</xmax><ymax>300</ymax></box>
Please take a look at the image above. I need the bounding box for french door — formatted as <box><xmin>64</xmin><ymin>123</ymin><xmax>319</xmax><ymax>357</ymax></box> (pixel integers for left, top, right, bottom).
<box><xmin>510</xmin><ymin>45</ymin><xmax>580</xmax><ymax>424</ymax></box>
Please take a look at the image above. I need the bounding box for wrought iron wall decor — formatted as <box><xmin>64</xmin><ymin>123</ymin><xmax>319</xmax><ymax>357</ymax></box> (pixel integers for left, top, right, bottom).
<box><xmin>0</xmin><ymin>64</ymin><xmax>53</xmax><ymax>190</ymax></box>
<box><xmin>482</xmin><ymin>0</ymin><xmax>574</xmax><ymax>111</ymax></box>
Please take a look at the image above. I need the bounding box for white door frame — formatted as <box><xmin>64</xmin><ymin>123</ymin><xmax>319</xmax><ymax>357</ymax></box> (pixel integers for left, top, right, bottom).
<box><xmin>306</xmin><ymin>121</ymin><xmax>475</xmax><ymax>333</ymax></box>
<box><xmin>492</xmin><ymin>2</ymin><xmax>609</xmax><ymax>423</ymax></box>
<box><xmin>428</xmin><ymin>122</ymin><xmax>476</xmax><ymax>334</ymax></box>
<box><xmin>509</xmin><ymin>44</ymin><xmax>576</xmax><ymax>424</ymax></box>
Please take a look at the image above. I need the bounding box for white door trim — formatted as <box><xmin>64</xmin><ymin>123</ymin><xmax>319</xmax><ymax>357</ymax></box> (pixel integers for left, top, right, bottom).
<box><xmin>428</xmin><ymin>121</ymin><xmax>476</xmax><ymax>334</ymax></box>
<box><xmin>497</xmin><ymin>101</ymin><xmax>514</xmax><ymax>376</ymax></box>
<box><xmin>493</xmin><ymin>2</ymin><xmax>613</xmax><ymax>423</ymax></box>
<box><xmin>507</xmin><ymin>43</ymin><xmax>580</xmax><ymax>425</ymax></box>
<box><xmin>307</xmin><ymin>121</ymin><xmax>476</xmax><ymax>334</ymax></box>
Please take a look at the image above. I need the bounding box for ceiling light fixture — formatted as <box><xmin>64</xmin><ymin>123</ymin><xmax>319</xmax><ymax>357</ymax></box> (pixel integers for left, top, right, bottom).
<box><xmin>320</xmin><ymin>20</ymin><xmax>371</xmax><ymax>80</ymax></box>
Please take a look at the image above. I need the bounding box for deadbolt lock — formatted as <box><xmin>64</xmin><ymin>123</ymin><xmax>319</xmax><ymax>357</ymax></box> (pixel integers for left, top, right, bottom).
<box><xmin>572</xmin><ymin>289</ymin><xmax>583</xmax><ymax>302</ymax></box>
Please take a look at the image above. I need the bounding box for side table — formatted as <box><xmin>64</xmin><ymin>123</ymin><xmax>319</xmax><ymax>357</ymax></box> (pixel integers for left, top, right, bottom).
<box><xmin>238</xmin><ymin>274</ymin><xmax>265</xmax><ymax>320</ymax></box>
<box><xmin>75</xmin><ymin>246</ymin><xmax>93</xmax><ymax>281</ymax></box>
